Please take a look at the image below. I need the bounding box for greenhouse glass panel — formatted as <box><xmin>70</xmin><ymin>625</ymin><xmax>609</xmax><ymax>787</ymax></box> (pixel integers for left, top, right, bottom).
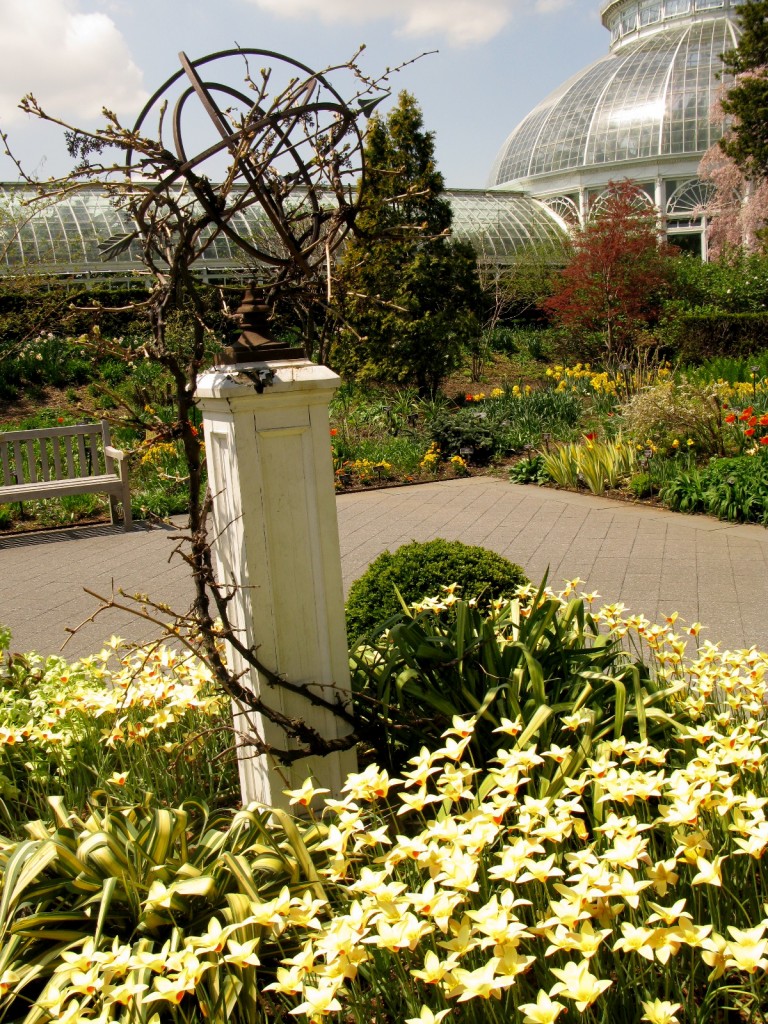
<box><xmin>640</xmin><ymin>1</ymin><xmax>662</xmax><ymax>25</ymax></box>
<box><xmin>621</xmin><ymin>4</ymin><xmax>639</xmax><ymax>33</ymax></box>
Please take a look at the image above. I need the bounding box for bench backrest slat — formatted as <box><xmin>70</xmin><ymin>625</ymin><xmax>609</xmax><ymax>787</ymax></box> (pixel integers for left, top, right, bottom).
<box><xmin>12</xmin><ymin>441</ymin><xmax>24</xmax><ymax>485</ymax></box>
<box><xmin>88</xmin><ymin>432</ymin><xmax>100</xmax><ymax>475</ymax></box>
<box><xmin>24</xmin><ymin>439</ymin><xmax>37</xmax><ymax>484</ymax></box>
<box><xmin>39</xmin><ymin>438</ymin><xmax>50</xmax><ymax>481</ymax></box>
<box><xmin>64</xmin><ymin>436</ymin><xmax>75</xmax><ymax>478</ymax></box>
<box><xmin>0</xmin><ymin>441</ymin><xmax>10</xmax><ymax>487</ymax></box>
<box><xmin>101</xmin><ymin>421</ymin><xmax>113</xmax><ymax>474</ymax></box>
<box><xmin>51</xmin><ymin>437</ymin><xmax>63</xmax><ymax>479</ymax></box>
<box><xmin>76</xmin><ymin>433</ymin><xmax>88</xmax><ymax>476</ymax></box>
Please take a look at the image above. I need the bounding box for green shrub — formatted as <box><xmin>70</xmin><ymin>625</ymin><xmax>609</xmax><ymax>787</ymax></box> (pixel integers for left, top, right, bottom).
<box><xmin>345</xmin><ymin>539</ymin><xmax>528</xmax><ymax>641</ymax></box>
<box><xmin>701</xmin><ymin>455</ymin><xmax>768</xmax><ymax>524</ymax></box>
<box><xmin>664</xmin><ymin>310</ymin><xmax>768</xmax><ymax>363</ymax></box>
<box><xmin>486</xmin><ymin>325</ymin><xmax>518</xmax><ymax>354</ymax></box>
<box><xmin>684</xmin><ymin>351</ymin><xmax>768</xmax><ymax>386</ymax></box>
<box><xmin>489</xmin><ymin>388</ymin><xmax>583</xmax><ymax>451</ymax></box>
<box><xmin>621</xmin><ymin>378</ymin><xmax>730</xmax><ymax>456</ymax></box>
<box><xmin>343</xmin><ymin>435</ymin><xmax>427</xmax><ymax>476</ymax></box>
<box><xmin>428</xmin><ymin>408</ymin><xmax>497</xmax><ymax>464</ymax></box>
<box><xmin>99</xmin><ymin>357</ymin><xmax>130</xmax><ymax>386</ymax></box>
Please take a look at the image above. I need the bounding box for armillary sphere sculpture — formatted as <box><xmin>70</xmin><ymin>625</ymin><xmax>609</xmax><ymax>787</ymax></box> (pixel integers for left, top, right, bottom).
<box><xmin>122</xmin><ymin>49</ymin><xmax>373</xmax><ymax>361</ymax></box>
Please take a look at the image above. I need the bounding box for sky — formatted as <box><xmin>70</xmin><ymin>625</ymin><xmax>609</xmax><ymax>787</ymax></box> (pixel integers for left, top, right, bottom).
<box><xmin>0</xmin><ymin>0</ymin><xmax>606</xmax><ymax>188</ymax></box>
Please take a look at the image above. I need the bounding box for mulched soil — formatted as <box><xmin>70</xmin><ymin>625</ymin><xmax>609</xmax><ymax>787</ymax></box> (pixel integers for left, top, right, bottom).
<box><xmin>0</xmin><ymin>384</ymin><xmax>99</xmax><ymax>428</ymax></box>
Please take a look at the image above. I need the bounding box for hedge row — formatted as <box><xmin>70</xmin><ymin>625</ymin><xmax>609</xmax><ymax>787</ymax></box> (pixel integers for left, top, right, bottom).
<box><xmin>665</xmin><ymin>311</ymin><xmax>768</xmax><ymax>363</ymax></box>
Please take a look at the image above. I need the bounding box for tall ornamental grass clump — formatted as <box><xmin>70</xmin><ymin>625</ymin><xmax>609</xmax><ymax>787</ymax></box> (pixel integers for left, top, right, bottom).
<box><xmin>2</xmin><ymin>592</ymin><xmax>768</xmax><ymax>1023</ymax></box>
<box><xmin>620</xmin><ymin>378</ymin><xmax>732</xmax><ymax>457</ymax></box>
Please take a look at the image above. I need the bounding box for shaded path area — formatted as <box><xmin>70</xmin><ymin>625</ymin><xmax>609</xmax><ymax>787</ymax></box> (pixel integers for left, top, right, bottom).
<box><xmin>1</xmin><ymin>478</ymin><xmax>767</xmax><ymax>658</ymax></box>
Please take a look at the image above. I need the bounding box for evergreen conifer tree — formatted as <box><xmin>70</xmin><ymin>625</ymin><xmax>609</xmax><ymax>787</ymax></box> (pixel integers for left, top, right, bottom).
<box><xmin>331</xmin><ymin>92</ymin><xmax>481</xmax><ymax>394</ymax></box>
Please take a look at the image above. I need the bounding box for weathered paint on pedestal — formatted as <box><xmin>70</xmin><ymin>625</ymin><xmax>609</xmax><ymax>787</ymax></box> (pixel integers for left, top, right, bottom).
<box><xmin>195</xmin><ymin>359</ymin><xmax>356</xmax><ymax>808</ymax></box>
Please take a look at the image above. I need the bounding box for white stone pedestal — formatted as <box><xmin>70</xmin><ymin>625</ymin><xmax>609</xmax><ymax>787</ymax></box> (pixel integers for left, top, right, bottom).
<box><xmin>195</xmin><ymin>359</ymin><xmax>356</xmax><ymax>809</ymax></box>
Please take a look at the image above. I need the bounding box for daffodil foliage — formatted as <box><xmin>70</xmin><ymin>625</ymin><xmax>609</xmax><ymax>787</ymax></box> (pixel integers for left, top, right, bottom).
<box><xmin>2</xmin><ymin>593</ymin><xmax>768</xmax><ymax>1022</ymax></box>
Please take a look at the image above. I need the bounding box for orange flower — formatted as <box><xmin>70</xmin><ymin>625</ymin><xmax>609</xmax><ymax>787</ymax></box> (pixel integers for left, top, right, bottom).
<box><xmin>760</xmin><ymin>414</ymin><xmax>768</xmax><ymax>427</ymax></box>
<box><xmin>725</xmin><ymin>413</ymin><xmax>736</xmax><ymax>424</ymax></box>
<box><xmin>745</xmin><ymin>427</ymin><xmax>756</xmax><ymax>437</ymax></box>
<box><xmin>761</xmin><ymin>436</ymin><xmax>768</xmax><ymax>446</ymax></box>
<box><xmin>739</xmin><ymin>406</ymin><xmax>754</xmax><ymax>421</ymax></box>
<box><xmin>330</xmin><ymin>428</ymin><xmax>338</xmax><ymax>437</ymax></box>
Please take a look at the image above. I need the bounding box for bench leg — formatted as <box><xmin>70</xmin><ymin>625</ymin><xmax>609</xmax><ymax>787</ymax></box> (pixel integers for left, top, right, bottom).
<box><xmin>119</xmin><ymin>469</ymin><xmax>132</xmax><ymax>532</ymax></box>
<box><xmin>108</xmin><ymin>494</ymin><xmax>117</xmax><ymax>526</ymax></box>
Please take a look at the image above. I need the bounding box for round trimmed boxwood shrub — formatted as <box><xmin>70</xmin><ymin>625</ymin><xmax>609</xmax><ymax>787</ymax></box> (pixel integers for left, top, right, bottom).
<box><xmin>345</xmin><ymin>538</ymin><xmax>528</xmax><ymax>641</ymax></box>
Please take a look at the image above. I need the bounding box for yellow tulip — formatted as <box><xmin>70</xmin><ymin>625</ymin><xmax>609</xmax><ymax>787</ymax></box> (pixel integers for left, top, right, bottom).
<box><xmin>549</xmin><ymin>959</ymin><xmax>612</xmax><ymax>1011</ymax></box>
<box><xmin>519</xmin><ymin>990</ymin><xmax>567</xmax><ymax>1024</ymax></box>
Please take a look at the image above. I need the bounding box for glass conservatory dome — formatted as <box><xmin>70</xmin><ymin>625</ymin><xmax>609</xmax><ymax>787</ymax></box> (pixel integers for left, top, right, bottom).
<box><xmin>490</xmin><ymin>0</ymin><xmax>742</xmax><ymax>191</ymax></box>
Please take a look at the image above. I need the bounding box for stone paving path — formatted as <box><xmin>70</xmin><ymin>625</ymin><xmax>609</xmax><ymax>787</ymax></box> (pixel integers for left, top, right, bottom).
<box><xmin>1</xmin><ymin>477</ymin><xmax>767</xmax><ymax>658</ymax></box>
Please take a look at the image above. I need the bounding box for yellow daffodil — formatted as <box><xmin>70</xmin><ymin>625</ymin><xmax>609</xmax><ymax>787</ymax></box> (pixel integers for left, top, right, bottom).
<box><xmin>691</xmin><ymin>855</ymin><xmax>725</xmax><ymax>887</ymax></box>
<box><xmin>410</xmin><ymin>950</ymin><xmax>459</xmax><ymax>985</ymax></box>
<box><xmin>223</xmin><ymin>937</ymin><xmax>261</xmax><ymax>969</ymax></box>
<box><xmin>284</xmin><ymin>777</ymin><xmax>331</xmax><ymax>808</ymax></box>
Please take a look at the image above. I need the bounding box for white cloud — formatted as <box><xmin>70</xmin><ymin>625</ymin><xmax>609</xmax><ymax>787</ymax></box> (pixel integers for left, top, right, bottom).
<box><xmin>244</xmin><ymin>0</ymin><xmax>572</xmax><ymax>47</ymax></box>
<box><xmin>533</xmin><ymin>0</ymin><xmax>574</xmax><ymax>12</ymax></box>
<box><xmin>0</xmin><ymin>0</ymin><xmax>147</xmax><ymax>124</ymax></box>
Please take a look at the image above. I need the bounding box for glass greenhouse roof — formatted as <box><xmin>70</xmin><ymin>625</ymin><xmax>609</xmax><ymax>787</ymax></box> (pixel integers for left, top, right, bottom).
<box><xmin>0</xmin><ymin>185</ymin><xmax>274</xmax><ymax>281</ymax></box>
<box><xmin>490</xmin><ymin>7</ymin><xmax>739</xmax><ymax>187</ymax></box>
<box><xmin>447</xmin><ymin>191</ymin><xmax>567</xmax><ymax>263</ymax></box>
<box><xmin>0</xmin><ymin>186</ymin><xmax>566</xmax><ymax>279</ymax></box>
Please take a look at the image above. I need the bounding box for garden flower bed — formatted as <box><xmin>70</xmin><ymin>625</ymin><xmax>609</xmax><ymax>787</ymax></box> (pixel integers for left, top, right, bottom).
<box><xmin>2</xmin><ymin>584</ymin><xmax>768</xmax><ymax>1022</ymax></box>
<box><xmin>4</xmin><ymin>349</ymin><xmax>768</xmax><ymax>531</ymax></box>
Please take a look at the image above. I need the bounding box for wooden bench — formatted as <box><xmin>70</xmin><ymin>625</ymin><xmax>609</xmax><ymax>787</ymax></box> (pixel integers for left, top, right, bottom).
<box><xmin>0</xmin><ymin>420</ymin><xmax>132</xmax><ymax>530</ymax></box>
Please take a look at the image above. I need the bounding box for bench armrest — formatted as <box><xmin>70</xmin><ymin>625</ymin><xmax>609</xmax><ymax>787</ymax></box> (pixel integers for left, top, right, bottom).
<box><xmin>104</xmin><ymin>445</ymin><xmax>127</xmax><ymax>461</ymax></box>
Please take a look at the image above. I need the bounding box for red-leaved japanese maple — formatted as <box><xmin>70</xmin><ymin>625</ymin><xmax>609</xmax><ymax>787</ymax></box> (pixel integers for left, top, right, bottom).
<box><xmin>544</xmin><ymin>181</ymin><xmax>678</xmax><ymax>365</ymax></box>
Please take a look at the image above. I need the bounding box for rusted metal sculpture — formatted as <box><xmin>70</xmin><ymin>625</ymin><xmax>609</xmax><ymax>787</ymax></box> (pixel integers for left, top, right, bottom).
<box><xmin>123</xmin><ymin>48</ymin><xmax>369</xmax><ymax>361</ymax></box>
